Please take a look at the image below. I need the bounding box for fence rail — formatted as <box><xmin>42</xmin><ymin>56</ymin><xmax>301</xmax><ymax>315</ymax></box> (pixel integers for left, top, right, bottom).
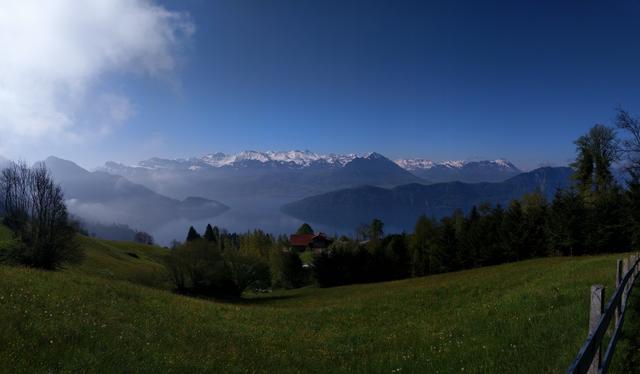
<box><xmin>567</xmin><ymin>253</ymin><xmax>640</xmax><ymax>374</ymax></box>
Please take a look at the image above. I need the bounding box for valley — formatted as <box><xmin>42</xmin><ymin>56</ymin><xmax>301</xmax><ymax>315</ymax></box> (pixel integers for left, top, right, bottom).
<box><xmin>7</xmin><ymin>151</ymin><xmax>577</xmax><ymax>244</ymax></box>
<box><xmin>0</xmin><ymin>221</ymin><xmax>632</xmax><ymax>373</ymax></box>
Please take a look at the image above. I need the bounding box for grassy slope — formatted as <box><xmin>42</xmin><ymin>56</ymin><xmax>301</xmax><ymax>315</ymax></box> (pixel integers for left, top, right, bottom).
<box><xmin>0</xmin><ymin>225</ymin><xmax>170</xmax><ymax>289</ymax></box>
<box><xmin>69</xmin><ymin>235</ymin><xmax>170</xmax><ymax>289</ymax></box>
<box><xmin>0</xmin><ymin>236</ymin><xmax>632</xmax><ymax>373</ymax></box>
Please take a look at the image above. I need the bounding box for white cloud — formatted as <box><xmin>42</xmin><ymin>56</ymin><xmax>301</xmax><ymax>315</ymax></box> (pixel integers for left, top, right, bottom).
<box><xmin>94</xmin><ymin>93</ymin><xmax>135</xmax><ymax>136</ymax></box>
<box><xmin>0</xmin><ymin>0</ymin><xmax>194</xmax><ymax>146</ymax></box>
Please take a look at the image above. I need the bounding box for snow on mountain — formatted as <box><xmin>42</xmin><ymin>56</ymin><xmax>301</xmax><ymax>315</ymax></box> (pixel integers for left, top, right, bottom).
<box><xmin>396</xmin><ymin>159</ymin><xmax>468</xmax><ymax>170</ymax></box>
<box><xmin>110</xmin><ymin>150</ymin><xmax>361</xmax><ymax>171</ymax></box>
<box><xmin>492</xmin><ymin>158</ymin><xmax>515</xmax><ymax>169</ymax></box>
<box><xmin>395</xmin><ymin>159</ymin><xmax>436</xmax><ymax>170</ymax></box>
<box><xmin>103</xmin><ymin>151</ymin><xmax>519</xmax><ymax>178</ymax></box>
<box><xmin>395</xmin><ymin>158</ymin><xmax>519</xmax><ymax>171</ymax></box>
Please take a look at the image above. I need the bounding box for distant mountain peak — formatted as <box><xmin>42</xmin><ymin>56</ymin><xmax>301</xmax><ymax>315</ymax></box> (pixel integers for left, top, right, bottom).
<box><xmin>116</xmin><ymin>150</ymin><xmax>364</xmax><ymax>170</ymax></box>
<box><xmin>365</xmin><ymin>152</ymin><xmax>387</xmax><ymax>160</ymax></box>
<box><xmin>102</xmin><ymin>151</ymin><xmax>520</xmax><ymax>186</ymax></box>
<box><xmin>44</xmin><ymin>156</ymin><xmax>90</xmax><ymax>176</ymax></box>
<box><xmin>394</xmin><ymin>157</ymin><xmax>522</xmax><ymax>183</ymax></box>
<box><xmin>395</xmin><ymin>158</ymin><xmax>520</xmax><ymax>171</ymax></box>
<box><xmin>492</xmin><ymin>158</ymin><xmax>517</xmax><ymax>169</ymax></box>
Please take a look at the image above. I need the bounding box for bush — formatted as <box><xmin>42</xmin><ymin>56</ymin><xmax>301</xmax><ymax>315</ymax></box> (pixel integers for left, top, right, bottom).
<box><xmin>224</xmin><ymin>251</ymin><xmax>271</xmax><ymax>292</ymax></box>
<box><xmin>270</xmin><ymin>250</ymin><xmax>305</xmax><ymax>289</ymax></box>
<box><xmin>165</xmin><ymin>240</ymin><xmax>237</xmax><ymax>297</ymax></box>
<box><xmin>165</xmin><ymin>239</ymin><xmax>271</xmax><ymax>298</ymax></box>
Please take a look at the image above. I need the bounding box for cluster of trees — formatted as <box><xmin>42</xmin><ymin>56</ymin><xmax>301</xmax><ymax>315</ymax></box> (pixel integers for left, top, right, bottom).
<box><xmin>0</xmin><ymin>162</ymin><xmax>82</xmax><ymax>269</ymax></box>
<box><xmin>164</xmin><ymin>224</ymin><xmax>306</xmax><ymax>297</ymax></box>
<box><xmin>312</xmin><ymin>111</ymin><xmax>640</xmax><ymax>287</ymax></box>
<box><xmin>313</xmin><ymin>222</ymin><xmax>410</xmax><ymax>287</ymax></box>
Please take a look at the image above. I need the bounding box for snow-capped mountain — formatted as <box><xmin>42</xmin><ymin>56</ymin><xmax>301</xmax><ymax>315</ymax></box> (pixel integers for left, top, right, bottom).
<box><xmin>114</xmin><ymin>150</ymin><xmax>359</xmax><ymax>171</ymax></box>
<box><xmin>101</xmin><ymin>151</ymin><xmax>425</xmax><ymax>201</ymax></box>
<box><xmin>199</xmin><ymin>150</ymin><xmax>358</xmax><ymax>168</ymax></box>
<box><xmin>105</xmin><ymin>149</ymin><xmax>519</xmax><ymax>174</ymax></box>
<box><xmin>395</xmin><ymin>158</ymin><xmax>521</xmax><ymax>183</ymax></box>
<box><xmin>396</xmin><ymin>158</ymin><xmax>517</xmax><ymax>171</ymax></box>
<box><xmin>101</xmin><ymin>151</ymin><xmax>524</xmax><ymax>196</ymax></box>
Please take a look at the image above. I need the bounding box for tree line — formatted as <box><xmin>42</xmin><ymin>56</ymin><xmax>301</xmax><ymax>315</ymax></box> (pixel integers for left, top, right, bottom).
<box><xmin>312</xmin><ymin>110</ymin><xmax>640</xmax><ymax>287</ymax></box>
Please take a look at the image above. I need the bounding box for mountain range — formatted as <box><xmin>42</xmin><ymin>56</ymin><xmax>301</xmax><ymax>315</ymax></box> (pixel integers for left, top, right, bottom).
<box><xmin>43</xmin><ymin>157</ymin><xmax>228</xmax><ymax>231</ymax></box>
<box><xmin>0</xmin><ymin>151</ymin><xmax>577</xmax><ymax>242</ymax></box>
<box><xmin>101</xmin><ymin>152</ymin><xmax>426</xmax><ymax>201</ymax></box>
<box><xmin>396</xmin><ymin>158</ymin><xmax>521</xmax><ymax>183</ymax></box>
<box><xmin>281</xmin><ymin>166</ymin><xmax>574</xmax><ymax>230</ymax></box>
<box><xmin>101</xmin><ymin>151</ymin><xmax>523</xmax><ymax>201</ymax></box>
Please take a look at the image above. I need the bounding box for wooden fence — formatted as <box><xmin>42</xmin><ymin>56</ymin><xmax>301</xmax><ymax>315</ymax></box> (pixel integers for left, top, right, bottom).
<box><xmin>567</xmin><ymin>253</ymin><xmax>640</xmax><ymax>374</ymax></box>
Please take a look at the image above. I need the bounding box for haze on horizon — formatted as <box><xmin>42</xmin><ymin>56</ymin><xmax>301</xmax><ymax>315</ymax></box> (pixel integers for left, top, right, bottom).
<box><xmin>1</xmin><ymin>0</ymin><xmax>640</xmax><ymax>170</ymax></box>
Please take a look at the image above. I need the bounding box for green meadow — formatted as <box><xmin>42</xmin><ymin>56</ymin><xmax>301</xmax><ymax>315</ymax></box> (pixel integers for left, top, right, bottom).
<box><xmin>0</xmin><ymin>226</ymin><xmax>635</xmax><ymax>373</ymax></box>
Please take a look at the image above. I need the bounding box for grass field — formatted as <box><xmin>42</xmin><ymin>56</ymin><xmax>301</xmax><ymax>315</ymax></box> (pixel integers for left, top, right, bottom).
<box><xmin>0</xmin><ymin>227</ymin><xmax>635</xmax><ymax>373</ymax></box>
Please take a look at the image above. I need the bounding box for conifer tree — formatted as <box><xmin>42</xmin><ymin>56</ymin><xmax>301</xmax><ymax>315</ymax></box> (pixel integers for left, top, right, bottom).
<box><xmin>410</xmin><ymin>215</ymin><xmax>434</xmax><ymax>276</ymax></box>
<box><xmin>204</xmin><ymin>224</ymin><xmax>216</xmax><ymax>242</ymax></box>
<box><xmin>547</xmin><ymin>189</ymin><xmax>585</xmax><ymax>256</ymax></box>
<box><xmin>501</xmin><ymin>200</ymin><xmax>524</xmax><ymax>261</ymax></box>
<box><xmin>370</xmin><ymin>218</ymin><xmax>384</xmax><ymax>241</ymax></box>
<box><xmin>296</xmin><ymin>223</ymin><xmax>314</xmax><ymax>235</ymax></box>
<box><xmin>186</xmin><ymin>226</ymin><xmax>201</xmax><ymax>242</ymax></box>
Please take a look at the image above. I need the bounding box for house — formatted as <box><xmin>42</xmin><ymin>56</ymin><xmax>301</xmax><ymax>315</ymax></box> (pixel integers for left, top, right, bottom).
<box><xmin>289</xmin><ymin>233</ymin><xmax>332</xmax><ymax>252</ymax></box>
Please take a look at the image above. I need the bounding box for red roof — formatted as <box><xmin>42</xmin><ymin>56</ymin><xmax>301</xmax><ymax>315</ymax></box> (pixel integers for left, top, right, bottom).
<box><xmin>290</xmin><ymin>234</ymin><xmax>315</xmax><ymax>247</ymax></box>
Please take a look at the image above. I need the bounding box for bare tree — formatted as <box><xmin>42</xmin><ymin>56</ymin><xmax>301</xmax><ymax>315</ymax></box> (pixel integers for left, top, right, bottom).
<box><xmin>616</xmin><ymin>108</ymin><xmax>640</xmax><ymax>179</ymax></box>
<box><xmin>0</xmin><ymin>162</ymin><xmax>81</xmax><ymax>269</ymax></box>
<box><xmin>0</xmin><ymin>162</ymin><xmax>31</xmax><ymax>231</ymax></box>
<box><xmin>134</xmin><ymin>231</ymin><xmax>154</xmax><ymax>245</ymax></box>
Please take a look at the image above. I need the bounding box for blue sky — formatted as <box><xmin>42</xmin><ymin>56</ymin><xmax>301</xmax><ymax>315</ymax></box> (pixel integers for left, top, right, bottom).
<box><xmin>2</xmin><ymin>0</ymin><xmax>640</xmax><ymax>170</ymax></box>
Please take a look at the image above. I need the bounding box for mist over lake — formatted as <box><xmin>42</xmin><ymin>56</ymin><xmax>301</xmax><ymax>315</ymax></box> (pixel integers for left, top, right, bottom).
<box><xmin>150</xmin><ymin>198</ymin><xmax>365</xmax><ymax>246</ymax></box>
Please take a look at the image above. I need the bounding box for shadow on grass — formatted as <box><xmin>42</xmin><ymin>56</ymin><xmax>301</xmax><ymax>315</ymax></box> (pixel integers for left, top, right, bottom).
<box><xmin>228</xmin><ymin>294</ymin><xmax>302</xmax><ymax>305</ymax></box>
<box><xmin>174</xmin><ymin>290</ymin><xmax>303</xmax><ymax>306</ymax></box>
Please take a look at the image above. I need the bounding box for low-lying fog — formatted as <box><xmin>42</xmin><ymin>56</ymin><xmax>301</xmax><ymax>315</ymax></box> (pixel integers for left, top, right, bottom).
<box><xmin>148</xmin><ymin>198</ymin><xmax>346</xmax><ymax>246</ymax></box>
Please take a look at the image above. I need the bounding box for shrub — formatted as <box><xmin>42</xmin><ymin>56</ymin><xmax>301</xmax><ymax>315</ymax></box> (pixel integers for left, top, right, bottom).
<box><xmin>165</xmin><ymin>239</ymin><xmax>271</xmax><ymax>298</ymax></box>
<box><xmin>165</xmin><ymin>240</ymin><xmax>236</xmax><ymax>296</ymax></box>
<box><xmin>270</xmin><ymin>250</ymin><xmax>304</xmax><ymax>289</ymax></box>
<box><xmin>224</xmin><ymin>251</ymin><xmax>271</xmax><ymax>292</ymax></box>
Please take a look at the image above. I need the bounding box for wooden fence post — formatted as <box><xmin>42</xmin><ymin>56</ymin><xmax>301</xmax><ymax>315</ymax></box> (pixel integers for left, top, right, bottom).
<box><xmin>623</xmin><ymin>259</ymin><xmax>630</xmax><ymax>312</ymax></box>
<box><xmin>616</xmin><ymin>259</ymin><xmax>623</xmax><ymax>326</ymax></box>
<box><xmin>588</xmin><ymin>284</ymin><xmax>605</xmax><ymax>374</ymax></box>
<box><xmin>631</xmin><ymin>255</ymin><xmax>636</xmax><ymax>291</ymax></box>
